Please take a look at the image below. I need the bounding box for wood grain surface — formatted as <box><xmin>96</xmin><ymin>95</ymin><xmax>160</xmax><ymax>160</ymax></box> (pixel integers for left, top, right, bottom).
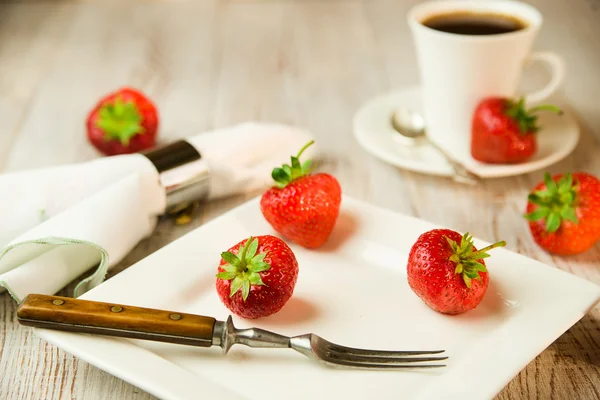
<box><xmin>1</xmin><ymin>0</ymin><xmax>600</xmax><ymax>399</ymax></box>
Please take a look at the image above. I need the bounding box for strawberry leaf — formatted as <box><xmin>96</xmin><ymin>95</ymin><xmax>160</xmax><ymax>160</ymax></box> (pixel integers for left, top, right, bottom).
<box><xmin>216</xmin><ymin>271</ymin><xmax>237</xmax><ymax>280</ymax></box>
<box><xmin>470</xmin><ymin>261</ymin><xmax>487</xmax><ymax>272</ymax></box>
<box><xmin>560</xmin><ymin>207</ymin><xmax>578</xmax><ymax>224</ymax></box>
<box><xmin>238</xmin><ymin>238</ymin><xmax>251</xmax><ymax>259</ymax></box>
<box><xmin>222</xmin><ymin>264</ymin><xmax>238</xmax><ymax>274</ymax></box>
<box><xmin>221</xmin><ymin>252</ymin><xmax>240</xmax><ymax>267</ymax></box>
<box><xmin>246</xmin><ymin>237</ymin><xmax>258</xmax><ymax>259</ymax></box>
<box><xmin>527</xmin><ymin>193</ymin><xmax>548</xmax><ymax>206</ymax></box>
<box><xmin>291</xmin><ymin>156</ymin><xmax>301</xmax><ymax>175</ymax></box>
<box><xmin>249</xmin><ymin>262</ymin><xmax>270</xmax><ymax>273</ymax></box>
<box><xmin>282</xmin><ymin>165</ymin><xmax>292</xmax><ymax>178</ymax></box>
<box><xmin>229</xmin><ymin>276</ymin><xmax>244</xmax><ymax>297</ymax></box>
<box><xmin>545</xmin><ymin>212</ymin><xmax>561</xmax><ymax>233</ymax></box>
<box><xmin>562</xmin><ymin>191</ymin><xmax>575</xmax><ymax>204</ymax></box>
<box><xmin>524</xmin><ymin>207</ymin><xmax>550</xmax><ymax>222</ymax></box>
<box><xmin>465</xmin><ymin>270</ymin><xmax>480</xmax><ymax>279</ymax></box>
<box><xmin>558</xmin><ymin>173</ymin><xmax>573</xmax><ymax>193</ymax></box>
<box><xmin>272</xmin><ymin>168</ymin><xmax>289</xmax><ymax>185</ymax></box>
<box><xmin>518</xmin><ymin>120</ymin><xmax>528</xmax><ymax>134</ymax></box>
<box><xmin>544</xmin><ymin>173</ymin><xmax>558</xmax><ymax>193</ymax></box>
<box><xmin>455</xmin><ymin>263</ymin><xmax>463</xmax><ymax>274</ymax></box>
<box><xmin>463</xmin><ymin>275</ymin><xmax>472</xmax><ymax>289</ymax></box>
<box><xmin>534</xmin><ymin>189</ymin><xmax>553</xmax><ymax>199</ymax></box>
<box><xmin>301</xmin><ymin>159</ymin><xmax>313</xmax><ymax>175</ymax></box>
<box><xmin>248</xmin><ymin>272</ymin><xmax>265</xmax><ymax>286</ymax></box>
<box><xmin>241</xmin><ymin>280</ymin><xmax>250</xmax><ymax>301</ymax></box>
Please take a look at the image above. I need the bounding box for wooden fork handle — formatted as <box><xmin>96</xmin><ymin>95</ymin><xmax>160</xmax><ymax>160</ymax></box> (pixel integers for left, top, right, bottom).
<box><xmin>17</xmin><ymin>294</ymin><xmax>216</xmax><ymax>347</ymax></box>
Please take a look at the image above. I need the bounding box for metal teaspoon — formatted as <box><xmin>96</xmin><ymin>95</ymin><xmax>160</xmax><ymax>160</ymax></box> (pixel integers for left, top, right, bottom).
<box><xmin>390</xmin><ymin>108</ymin><xmax>481</xmax><ymax>185</ymax></box>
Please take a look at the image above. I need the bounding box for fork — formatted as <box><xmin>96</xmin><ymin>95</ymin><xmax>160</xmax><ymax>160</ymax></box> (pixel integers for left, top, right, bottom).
<box><xmin>17</xmin><ymin>294</ymin><xmax>447</xmax><ymax>369</ymax></box>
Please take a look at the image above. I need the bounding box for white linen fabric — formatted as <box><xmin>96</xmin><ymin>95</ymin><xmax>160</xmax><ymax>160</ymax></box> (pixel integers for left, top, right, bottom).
<box><xmin>0</xmin><ymin>123</ymin><xmax>315</xmax><ymax>301</ymax></box>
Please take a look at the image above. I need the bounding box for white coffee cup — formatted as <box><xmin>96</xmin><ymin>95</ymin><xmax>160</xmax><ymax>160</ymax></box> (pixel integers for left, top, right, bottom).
<box><xmin>408</xmin><ymin>0</ymin><xmax>565</xmax><ymax>163</ymax></box>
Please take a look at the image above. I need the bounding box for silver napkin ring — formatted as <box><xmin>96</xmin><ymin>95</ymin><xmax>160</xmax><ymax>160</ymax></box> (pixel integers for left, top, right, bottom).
<box><xmin>142</xmin><ymin>141</ymin><xmax>210</xmax><ymax>213</ymax></box>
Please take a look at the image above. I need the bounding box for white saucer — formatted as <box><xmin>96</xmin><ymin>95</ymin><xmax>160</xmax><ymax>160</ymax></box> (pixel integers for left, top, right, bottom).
<box><xmin>353</xmin><ymin>86</ymin><xmax>580</xmax><ymax>179</ymax></box>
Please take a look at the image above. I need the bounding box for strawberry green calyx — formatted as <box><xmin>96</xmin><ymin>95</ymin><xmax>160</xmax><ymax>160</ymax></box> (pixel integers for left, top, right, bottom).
<box><xmin>271</xmin><ymin>141</ymin><xmax>315</xmax><ymax>189</ymax></box>
<box><xmin>525</xmin><ymin>172</ymin><xmax>579</xmax><ymax>233</ymax></box>
<box><xmin>505</xmin><ymin>97</ymin><xmax>562</xmax><ymax>134</ymax></box>
<box><xmin>446</xmin><ymin>233</ymin><xmax>506</xmax><ymax>289</ymax></box>
<box><xmin>216</xmin><ymin>237</ymin><xmax>271</xmax><ymax>301</ymax></box>
<box><xmin>95</xmin><ymin>96</ymin><xmax>145</xmax><ymax>145</ymax></box>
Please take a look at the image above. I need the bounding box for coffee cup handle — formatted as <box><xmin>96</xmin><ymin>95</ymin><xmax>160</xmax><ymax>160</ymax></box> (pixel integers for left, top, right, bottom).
<box><xmin>523</xmin><ymin>52</ymin><xmax>566</xmax><ymax>104</ymax></box>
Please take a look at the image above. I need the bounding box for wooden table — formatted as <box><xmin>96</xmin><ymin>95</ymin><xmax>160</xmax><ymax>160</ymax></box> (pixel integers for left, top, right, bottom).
<box><xmin>1</xmin><ymin>0</ymin><xmax>600</xmax><ymax>398</ymax></box>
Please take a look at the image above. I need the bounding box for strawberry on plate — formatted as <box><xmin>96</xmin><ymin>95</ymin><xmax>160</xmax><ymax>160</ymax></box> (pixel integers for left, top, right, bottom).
<box><xmin>471</xmin><ymin>97</ymin><xmax>561</xmax><ymax>164</ymax></box>
<box><xmin>86</xmin><ymin>87</ymin><xmax>159</xmax><ymax>156</ymax></box>
<box><xmin>216</xmin><ymin>235</ymin><xmax>299</xmax><ymax>319</ymax></box>
<box><xmin>260</xmin><ymin>141</ymin><xmax>342</xmax><ymax>249</ymax></box>
<box><xmin>525</xmin><ymin>172</ymin><xmax>600</xmax><ymax>255</ymax></box>
<box><xmin>407</xmin><ymin>229</ymin><xmax>506</xmax><ymax>315</ymax></box>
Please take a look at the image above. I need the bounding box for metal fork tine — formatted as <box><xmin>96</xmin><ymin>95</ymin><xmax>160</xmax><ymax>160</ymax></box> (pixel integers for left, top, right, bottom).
<box><xmin>327</xmin><ymin>353</ymin><xmax>448</xmax><ymax>364</ymax></box>
<box><xmin>326</xmin><ymin>359</ymin><xmax>447</xmax><ymax>369</ymax></box>
<box><xmin>326</xmin><ymin>343</ymin><xmax>445</xmax><ymax>358</ymax></box>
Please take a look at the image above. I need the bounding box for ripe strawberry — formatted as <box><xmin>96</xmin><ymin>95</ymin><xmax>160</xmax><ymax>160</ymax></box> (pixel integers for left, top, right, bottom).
<box><xmin>407</xmin><ymin>229</ymin><xmax>505</xmax><ymax>315</ymax></box>
<box><xmin>525</xmin><ymin>172</ymin><xmax>600</xmax><ymax>255</ymax></box>
<box><xmin>260</xmin><ymin>141</ymin><xmax>341</xmax><ymax>249</ymax></box>
<box><xmin>86</xmin><ymin>87</ymin><xmax>159</xmax><ymax>156</ymax></box>
<box><xmin>471</xmin><ymin>97</ymin><xmax>561</xmax><ymax>164</ymax></box>
<box><xmin>216</xmin><ymin>235</ymin><xmax>299</xmax><ymax>319</ymax></box>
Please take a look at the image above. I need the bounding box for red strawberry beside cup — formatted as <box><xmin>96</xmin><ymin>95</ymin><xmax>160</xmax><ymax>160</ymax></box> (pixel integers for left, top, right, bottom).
<box><xmin>407</xmin><ymin>229</ymin><xmax>506</xmax><ymax>315</ymax></box>
<box><xmin>471</xmin><ymin>97</ymin><xmax>561</xmax><ymax>164</ymax></box>
<box><xmin>260</xmin><ymin>141</ymin><xmax>342</xmax><ymax>249</ymax></box>
<box><xmin>525</xmin><ymin>172</ymin><xmax>600</xmax><ymax>255</ymax></box>
<box><xmin>216</xmin><ymin>235</ymin><xmax>299</xmax><ymax>319</ymax></box>
<box><xmin>86</xmin><ymin>87</ymin><xmax>159</xmax><ymax>156</ymax></box>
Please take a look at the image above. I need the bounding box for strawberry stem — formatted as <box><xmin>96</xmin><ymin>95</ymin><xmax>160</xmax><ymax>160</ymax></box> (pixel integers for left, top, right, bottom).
<box><xmin>296</xmin><ymin>140</ymin><xmax>314</xmax><ymax>159</ymax></box>
<box><xmin>270</xmin><ymin>141</ymin><xmax>316</xmax><ymax>189</ymax></box>
<box><xmin>505</xmin><ymin>97</ymin><xmax>562</xmax><ymax>134</ymax></box>
<box><xmin>528</xmin><ymin>104</ymin><xmax>563</xmax><ymax>115</ymax></box>
<box><xmin>446</xmin><ymin>233</ymin><xmax>506</xmax><ymax>289</ymax></box>
<box><xmin>472</xmin><ymin>240</ymin><xmax>507</xmax><ymax>257</ymax></box>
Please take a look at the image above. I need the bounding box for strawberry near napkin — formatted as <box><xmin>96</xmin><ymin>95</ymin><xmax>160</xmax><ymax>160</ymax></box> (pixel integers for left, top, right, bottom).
<box><xmin>0</xmin><ymin>122</ymin><xmax>316</xmax><ymax>302</ymax></box>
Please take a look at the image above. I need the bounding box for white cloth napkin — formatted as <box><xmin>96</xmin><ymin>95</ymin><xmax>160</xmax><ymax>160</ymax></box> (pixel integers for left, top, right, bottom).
<box><xmin>0</xmin><ymin>122</ymin><xmax>315</xmax><ymax>302</ymax></box>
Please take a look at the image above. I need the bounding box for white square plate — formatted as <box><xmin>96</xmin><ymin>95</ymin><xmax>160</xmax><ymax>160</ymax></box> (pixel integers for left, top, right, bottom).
<box><xmin>35</xmin><ymin>196</ymin><xmax>600</xmax><ymax>400</ymax></box>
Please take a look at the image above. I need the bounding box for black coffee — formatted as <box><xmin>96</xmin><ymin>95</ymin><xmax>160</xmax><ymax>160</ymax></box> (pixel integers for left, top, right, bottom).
<box><xmin>422</xmin><ymin>12</ymin><xmax>527</xmax><ymax>35</ymax></box>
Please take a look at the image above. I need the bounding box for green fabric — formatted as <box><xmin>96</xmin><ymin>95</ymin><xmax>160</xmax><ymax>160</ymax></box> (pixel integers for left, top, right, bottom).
<box><xmin>0</xmin><ymin>237</ymin><xmax>110</xmax><ymax>303</ymax></box>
